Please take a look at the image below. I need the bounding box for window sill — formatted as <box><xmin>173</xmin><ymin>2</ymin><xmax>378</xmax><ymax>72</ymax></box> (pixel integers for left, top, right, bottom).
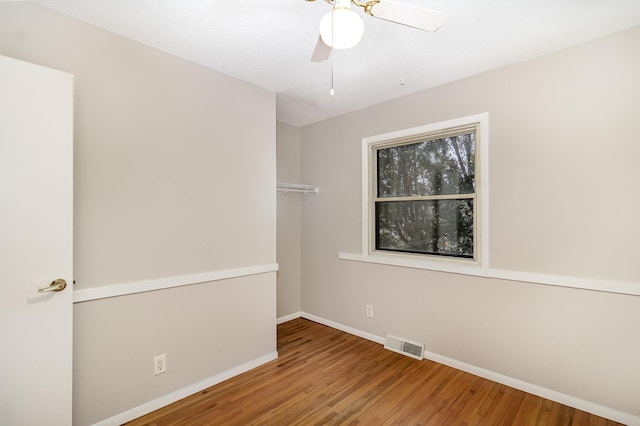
<box><xmin>338</xmin><ymin>252</ymin><xmax>640</xmax><ymax>296</ymax></box>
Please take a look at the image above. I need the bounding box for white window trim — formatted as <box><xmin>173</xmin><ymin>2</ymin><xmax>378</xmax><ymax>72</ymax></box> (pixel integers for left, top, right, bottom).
<box><xmin>361</xmin><ymin>113</ymin><xmax>490</xmax><ymax>275</ymax></box>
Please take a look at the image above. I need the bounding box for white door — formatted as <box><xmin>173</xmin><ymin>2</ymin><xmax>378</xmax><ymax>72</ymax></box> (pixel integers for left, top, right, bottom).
<box><xmin>0</xmin><ymin>55</ymin><xmax>73</xmax><ymax>425</ymax></box>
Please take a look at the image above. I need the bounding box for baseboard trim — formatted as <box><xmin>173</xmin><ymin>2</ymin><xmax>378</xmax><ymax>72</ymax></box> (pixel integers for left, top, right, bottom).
<box><xmin>422</xmin><ymin>350</ymin><xmax>640</xmax><ymax>426</ymax></box>
<box><xmin>277</xmin><ymin>311</ymin><xmax>302</xmax><ymax>324</ymax></box>
<box><xmin>300</xmin><ymin>312</ymin><xmax>640</xmax><ymax>426</ymax></box>
<box><xmin>301</xmin><ymin>312</ymin><xmax>385</xmax><ymax>345</ymax></box>
<box><xmin>91</xmin><ymin>314</ymin><xmax>639</xmax><ymax>426</ymax></box>
<box><xmin>92</xmin><ymin>351</ymin><xmax>278</xmax><ymax>426</ymax></box>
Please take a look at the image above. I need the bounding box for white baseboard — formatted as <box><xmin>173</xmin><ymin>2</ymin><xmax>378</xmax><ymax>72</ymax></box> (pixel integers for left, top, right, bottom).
<box><xmin>301</xmin><ymin>312</ymin><xmax>385</xmax><ymax>345</ymax></box>
<box><xmin>422</xmin><ymin>350</ymin><xmax>640</xmax><ymax>426</ymax></box>
<box><xmin>92</xmin><ymin>351</ymin><xmax>278</xmax><ymax>426</ymax></box>
<box><xmin>92</xmin><ymin>314</ymin><xmax>640</xmax><ymax>426</ymax></box>
<box><xmin>300</xmin><ymin>312</ymin><xmax>640</xmax><ymax>426</ymax></box>
<box><xmin>277</xmin><ymin>311</ymin><xmax>302</xmax><ymax>324</ymax></box>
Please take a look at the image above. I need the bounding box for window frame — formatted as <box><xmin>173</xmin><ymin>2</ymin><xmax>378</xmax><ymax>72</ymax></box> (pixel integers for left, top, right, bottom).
<box><xmin>362</xmin><ymin>113</ymin><xmax>489</xmax><ymax>269</ymax></box>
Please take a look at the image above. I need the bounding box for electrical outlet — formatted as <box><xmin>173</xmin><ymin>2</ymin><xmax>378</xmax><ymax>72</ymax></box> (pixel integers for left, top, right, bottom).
<box><xmin>154</xmin><ymin>354</ymin><xmax>167</xmax><ymax>375</ymax></box>
<box><xmin>366</xmin><ymin>304</ymin><xmax>373</xmax><ymax>318</ymax></box>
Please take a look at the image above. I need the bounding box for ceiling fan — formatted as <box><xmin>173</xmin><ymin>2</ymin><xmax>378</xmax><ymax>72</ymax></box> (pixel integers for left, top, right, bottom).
<box><xmin>307</xmin><ymin>0</ymin><xmax>445</xmax><ymax>62</ymax></box>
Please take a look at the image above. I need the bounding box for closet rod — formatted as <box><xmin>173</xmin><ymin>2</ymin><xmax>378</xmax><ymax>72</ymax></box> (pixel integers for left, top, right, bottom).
<box><xmin>277</xmin><ymin>182</ymin><xmax>319</xmax><ymax>194</ymax></box>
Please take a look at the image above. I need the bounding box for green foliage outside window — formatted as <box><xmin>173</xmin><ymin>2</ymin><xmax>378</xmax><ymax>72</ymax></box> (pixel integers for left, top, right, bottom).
<box><xmin>375</xmin><ymin>132</ymin><xmax>476</xmax><ymax>258</ymax></box>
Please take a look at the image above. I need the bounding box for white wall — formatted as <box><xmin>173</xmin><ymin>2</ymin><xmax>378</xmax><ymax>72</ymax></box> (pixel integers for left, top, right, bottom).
<box><xmin>299</xmin><ymin>26</ymin><xmax>640</xmax><ymax>419</ymax></box>
<box><xmin>0</xmin><ymin>4</ymin><xmax>277</xmax><ymax>425</ymax></box>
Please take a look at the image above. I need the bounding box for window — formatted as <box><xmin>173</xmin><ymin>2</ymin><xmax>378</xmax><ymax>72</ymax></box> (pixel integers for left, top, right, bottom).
<box><xmin>363</xmin><ymin>114</ymin><xmax>488</xmax><ymax>265</ymax></box>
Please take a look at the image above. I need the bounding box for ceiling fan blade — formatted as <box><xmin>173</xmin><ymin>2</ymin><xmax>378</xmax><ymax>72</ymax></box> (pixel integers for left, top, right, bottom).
<box><xmin>369</xmin><ymin>0</ymin><xmax>445</xmax><ymax>32</ymax></box>
<box><xmin>310</xmin><ymin>35</ymin><xmax>332</xmax><ymax>62</ymax></box>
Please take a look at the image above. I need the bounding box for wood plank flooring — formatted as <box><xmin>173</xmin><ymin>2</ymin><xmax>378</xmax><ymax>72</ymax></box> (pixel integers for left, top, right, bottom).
<box><xmin>126</xmin><ymin>318</ymin><xmax>621</xmax><ymax>425</ymax></box>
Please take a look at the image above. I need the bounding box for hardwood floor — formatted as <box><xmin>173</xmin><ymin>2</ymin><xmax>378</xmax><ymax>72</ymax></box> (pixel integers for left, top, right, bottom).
<box><xmin>126</xmin><ymin>318</ymin><xmax>621</xmax><ymax>425</ymax></box>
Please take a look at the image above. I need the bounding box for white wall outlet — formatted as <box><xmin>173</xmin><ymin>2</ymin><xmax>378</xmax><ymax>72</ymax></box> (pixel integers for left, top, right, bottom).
<box><xmin>154</xmin><ymin>354</ymin><xmax>167</xmax><ymax>375</ymax></box>
<box><xmin>366</xmin><ymin>304</ymin><xmax>373</xmax><ymax>318</ymax></box>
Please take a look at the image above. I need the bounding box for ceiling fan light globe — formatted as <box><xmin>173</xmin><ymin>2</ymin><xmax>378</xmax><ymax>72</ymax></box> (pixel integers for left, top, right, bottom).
<box><xmin>319</xmin><ymin>8</ymin><xmax>364</xmax><ymax>50</ymax></box>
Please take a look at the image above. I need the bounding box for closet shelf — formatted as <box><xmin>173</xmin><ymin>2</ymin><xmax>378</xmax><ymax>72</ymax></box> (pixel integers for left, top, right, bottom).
<box><xmin>277</xmin><ymin>182</ymin><xmax>319</xmax><ymax>194</ymax></box>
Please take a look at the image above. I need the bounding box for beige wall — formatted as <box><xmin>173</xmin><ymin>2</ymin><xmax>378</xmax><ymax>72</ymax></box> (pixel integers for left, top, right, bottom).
<box><xmin>299</xmin><ymin>26</ymin><xmax>640</xmax><ymax>417</ymax></box>
<box><xmin>0</xmin><ymin>4</ymin><xmax>276</xmax><ymax>287</ymax></box>
<box><xmin>0</xmin><ymin>3</ymin><xmax>276</xmax><ymax>425</ymax></box>
<box><xmin>74</xmin><ymin>274</ymin><xmax>275</xmax><ymax>425</ymax></box>
<box><xmin>276</xmin><ymin>122</ymin><xmax>302</xmax><ymax>318</ymax></box>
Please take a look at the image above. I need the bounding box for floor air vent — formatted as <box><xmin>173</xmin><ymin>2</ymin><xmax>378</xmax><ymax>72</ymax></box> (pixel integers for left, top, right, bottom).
<box><xmin>384</xmin><ymin>334</ymin><xmax>425</xmax><ymax>360</ymax></box>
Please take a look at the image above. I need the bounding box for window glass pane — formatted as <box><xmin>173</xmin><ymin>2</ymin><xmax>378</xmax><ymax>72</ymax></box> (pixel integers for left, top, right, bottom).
<box><xmin>377</xmin><ymin>133</ymin><xmax>475</xmax><ymax>197</ymax></box>
<box><xmin>375</xmin><ymin>199</ymin><xmax>474</xmax><ymax>258</ymax></box>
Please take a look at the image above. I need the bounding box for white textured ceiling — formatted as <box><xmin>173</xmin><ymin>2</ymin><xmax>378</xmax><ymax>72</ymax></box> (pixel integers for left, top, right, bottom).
<box><xmin>31</xmin><ymin>0</ymin><xmax>640</xmax><ymax>127</ymax></box>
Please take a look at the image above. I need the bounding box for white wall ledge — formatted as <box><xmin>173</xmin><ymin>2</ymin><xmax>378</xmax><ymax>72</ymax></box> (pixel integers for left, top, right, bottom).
<box><xmin>339</xmin><ymin>252</ymin><xmax>640</xmax><ymax>297</ymax></box>
<box><xmin>73</xmin><ymin>263</ymin><xmax>279</xmax><ymax>303</ymax></box>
